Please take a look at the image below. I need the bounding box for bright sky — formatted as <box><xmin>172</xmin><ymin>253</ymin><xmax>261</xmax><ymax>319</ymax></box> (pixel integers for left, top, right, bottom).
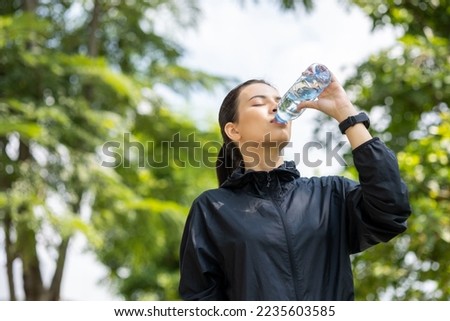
<box><xmin>0</xmin><ymin>0</ymin><xmax>399</xmax><ymax>301</ymax></box>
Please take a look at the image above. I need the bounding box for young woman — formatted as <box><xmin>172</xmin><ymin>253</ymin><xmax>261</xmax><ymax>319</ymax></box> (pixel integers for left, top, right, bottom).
<box><xmin>178</xmin><ymin>72</ymin><xmax>411</xmax><ymax>300</ymax></box>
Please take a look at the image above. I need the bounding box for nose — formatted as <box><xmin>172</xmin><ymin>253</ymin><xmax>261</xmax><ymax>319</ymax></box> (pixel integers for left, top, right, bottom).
<box><xmin>270</xmin><ymin>100</ymin><xmax>278</xmax><ymax>114</ymax></box>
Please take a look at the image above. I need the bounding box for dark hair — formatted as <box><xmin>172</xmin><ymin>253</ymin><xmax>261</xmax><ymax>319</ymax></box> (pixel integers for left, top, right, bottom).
<box><xmin>216</xmin><ymin>79</ymin><xmax>274</xmax><ymax>186</ymax></box>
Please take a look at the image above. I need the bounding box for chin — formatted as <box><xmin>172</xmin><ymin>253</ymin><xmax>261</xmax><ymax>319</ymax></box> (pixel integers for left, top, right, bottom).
<box><xmin>273</xmin><ymin>130</ymin><xmax>291</xmax><ymax>144</ymax></box>
<box><xmin>262</xmin><ymin>133</ymin><xmax>291</xmax><ymax>147</ymax></box>
<box><xmin>258</xmin><ymin>128</ymin><xmax>291</xmax><ymax>144</ymax></box>
<box><xmin>277</xmin><ymin>140</ymin><xmax>290</xmax><ymax>150</ymax></box>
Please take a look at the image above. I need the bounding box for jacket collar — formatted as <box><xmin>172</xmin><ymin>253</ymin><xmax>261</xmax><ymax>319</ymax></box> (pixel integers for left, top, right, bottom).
<box><xmin>220</xmin><ymin>160</ymin><xmax>300</xmax><ymax>189</ymax></box>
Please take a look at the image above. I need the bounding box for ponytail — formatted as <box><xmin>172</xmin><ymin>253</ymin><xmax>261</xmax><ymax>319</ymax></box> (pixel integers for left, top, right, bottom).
<box><xmin>216</xmin><ymin>141</ymin><xmax>243</xmax><ymax>186</ymax></box>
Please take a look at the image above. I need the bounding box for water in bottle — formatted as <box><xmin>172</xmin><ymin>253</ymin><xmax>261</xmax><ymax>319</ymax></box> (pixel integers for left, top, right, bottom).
<box><xmin>273</xmin><ymin>63</ymin><xmax>332</xmax><ymax>124</ymax></box>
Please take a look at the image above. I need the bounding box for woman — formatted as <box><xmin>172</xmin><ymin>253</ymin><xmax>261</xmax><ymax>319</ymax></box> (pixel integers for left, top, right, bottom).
<box><xmin>178</xmin><ymin>72</ymin><xmax>411</xmax><ymax>300</ymax></box>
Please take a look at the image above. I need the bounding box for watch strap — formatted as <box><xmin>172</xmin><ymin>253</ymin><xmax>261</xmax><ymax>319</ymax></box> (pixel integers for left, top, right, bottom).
<box><xmin>338</xmin><ymin>112</ymin><xmax>370</xmax><ymax>134</ymax></box>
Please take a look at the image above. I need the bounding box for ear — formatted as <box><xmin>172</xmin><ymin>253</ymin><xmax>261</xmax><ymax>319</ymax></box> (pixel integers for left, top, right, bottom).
<box><xmin>224</xmin><ymin>122</ymin><xmax>241</xmax><ymax>142</ymax></box>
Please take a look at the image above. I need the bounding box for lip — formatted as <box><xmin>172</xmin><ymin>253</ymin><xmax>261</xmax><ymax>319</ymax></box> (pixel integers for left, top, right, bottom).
<box><xmin>270</xmin><ymin>118</ymin><xmax>288</xmax><ymax>126</ymax></box>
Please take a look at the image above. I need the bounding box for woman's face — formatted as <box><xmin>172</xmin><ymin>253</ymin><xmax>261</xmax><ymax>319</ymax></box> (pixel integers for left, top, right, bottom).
<box><xmin>229</xmin><ymin>83</ymin><xmax>292</xmax><ymax>147</ymax></box>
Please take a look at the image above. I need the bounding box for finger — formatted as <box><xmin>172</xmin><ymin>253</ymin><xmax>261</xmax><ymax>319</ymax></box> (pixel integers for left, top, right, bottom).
<box><xmin>298</xmin><ymin>100</ymin><xmax>319</xmax><ymax>111</ymax></box>
<box><xmin>328</xmin><ymin>71</ymin><xmax>341</xmax><ymax>85</ymax></box>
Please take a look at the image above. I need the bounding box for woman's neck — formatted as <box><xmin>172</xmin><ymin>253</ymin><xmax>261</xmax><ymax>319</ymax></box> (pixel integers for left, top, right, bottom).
<box><xmin>241</xmin><ymin>145</ymin><xmax>285</xmax><ymax>172</ymax></box>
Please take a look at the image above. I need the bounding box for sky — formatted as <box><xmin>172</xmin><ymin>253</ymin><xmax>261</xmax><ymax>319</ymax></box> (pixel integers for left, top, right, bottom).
<box><xmin>0</xmin><ymin>0</ymin><xmax>400</xmax><ymax>300</ymax></box>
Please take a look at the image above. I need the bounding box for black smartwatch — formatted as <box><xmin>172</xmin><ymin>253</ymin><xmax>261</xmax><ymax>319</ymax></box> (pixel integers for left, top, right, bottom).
<box><xmin>338</xmin><ymin>112</ymin><xmax>370</xmax><ymax>134</ymax></box>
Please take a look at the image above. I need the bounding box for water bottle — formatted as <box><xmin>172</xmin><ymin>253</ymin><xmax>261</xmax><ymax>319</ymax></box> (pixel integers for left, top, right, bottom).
<box><xmin>273</xmin><ymin>63</ymin><xmax>332</xmax><ymax>124</ymax></box>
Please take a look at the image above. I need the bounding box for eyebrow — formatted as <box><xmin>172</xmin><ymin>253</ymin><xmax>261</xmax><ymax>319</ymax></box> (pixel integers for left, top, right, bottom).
<box><xmin>248</xmin><ymin>95</ymin><xmax>281</xmax><ymax>101</ymax></box>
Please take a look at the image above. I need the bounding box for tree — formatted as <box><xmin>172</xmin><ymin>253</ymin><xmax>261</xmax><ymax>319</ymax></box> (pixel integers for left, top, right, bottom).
<box><xmin>0</xmin><ymin>10</ymin><xmax>138</xmax><ymax>300</ymax></box>
<box><xmin>332</xmin><ymin>0</ymin><xmax>450</xmax><ymax>299</ymax></box>
<box><xmin>0</xmin><ymin>0</ymin><xmax>223</xmax><ymax>300</ymax></box>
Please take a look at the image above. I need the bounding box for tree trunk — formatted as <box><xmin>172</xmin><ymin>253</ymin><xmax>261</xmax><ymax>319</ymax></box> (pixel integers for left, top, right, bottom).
<box><xmin>18</xmin><ymin>215</ymin><xmax>45</xmax><ymax>300</ymax></box>
<box><xmin>15</xmin><ymin>0</ymin><xmax>45</xmax><ymax>301</ymax></box>
<box><xmin>88</xmin><ymin>0</ymin><xmax>101</xmax><ymax>57</ymax></box>
<box><xmin>16</xmin><ymin>132</ymin><xmax>45</xmax><ymax>300</ymax></box>
<box><xmin>47</xmin><ymin>237</ymin><xmax>71</xmax><ymax>300</ymax></box>
<box><xmin>0</xmin><ymin>137</ymin><xmax>16</xmax><ymax>300</ymax></box>
<box><xmin>84</xmin><ymin>0</ymin><xmax>101</xmax><ymax>101</ymax></box>
<box><xmin>24</xmin><ymin>0</ymin><xmax>37</xmax><ymax>12</ymax></box>
<box><xmin>4</xmin><ymin>213</ymin><xmax>17</xmax><ymax>301</ymax></box>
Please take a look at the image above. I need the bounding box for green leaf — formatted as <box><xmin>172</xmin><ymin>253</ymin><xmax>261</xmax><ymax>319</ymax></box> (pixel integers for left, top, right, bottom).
<box><xmin>0</xmin><ymin>121</ymin><xmax>42</xmax><ymax>138</ymax></box>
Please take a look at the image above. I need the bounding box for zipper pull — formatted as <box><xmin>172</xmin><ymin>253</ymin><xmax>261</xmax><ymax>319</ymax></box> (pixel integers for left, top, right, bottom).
<box><xmin>266</xmin><ymin>172</ymin><xmax>272</xmax><ymax>187</ymax></box>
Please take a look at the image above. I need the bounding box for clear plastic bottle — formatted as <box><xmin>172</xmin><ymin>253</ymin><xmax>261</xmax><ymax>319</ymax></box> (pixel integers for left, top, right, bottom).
<box><xmin>273</xmin><ymin>63</ymin><xmax>332</xmax><ymax>124</ymax></box>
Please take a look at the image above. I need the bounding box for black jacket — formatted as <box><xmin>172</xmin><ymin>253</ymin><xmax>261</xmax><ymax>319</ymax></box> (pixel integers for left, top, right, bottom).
<box><xmin>179</xmin><ymin>138</ymin><xmax>411</xmax><ymax>300</ymax></box>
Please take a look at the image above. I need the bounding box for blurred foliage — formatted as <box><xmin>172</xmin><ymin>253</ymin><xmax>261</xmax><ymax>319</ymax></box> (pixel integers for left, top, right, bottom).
<box><xmin>0</xmin><ymin>0</ymin><xmax>223</xmax><ymax>300</ymax></box>
<box><xmin>91</xmin><ymin>108</ymin><xmax>222</xmax><ymax>300</ymax></box>
<box><xmin>351</xmin><ymin>111</ymin><xmax>450</xmax><ymax>300</ymax></box>
<box><xmin>350</xmin><ymin>0</ymin><xmax>449</xmax><ymax>39</ymax></box>
<box><xmin>332</xmin><ymin>0</ymin><xmax>450</xmax><ymax>300</ymax></box>
<box><xmin>343</xmin><ymin>32</ymin><xmax>448</xmax><ymax>152</ymax></box>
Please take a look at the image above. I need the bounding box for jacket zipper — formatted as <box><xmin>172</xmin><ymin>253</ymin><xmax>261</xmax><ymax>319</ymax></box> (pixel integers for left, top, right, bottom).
<box><xmin>267</xmin><ymin>181</ymin><xmax>300</xmax><ymax>300</ymax></box>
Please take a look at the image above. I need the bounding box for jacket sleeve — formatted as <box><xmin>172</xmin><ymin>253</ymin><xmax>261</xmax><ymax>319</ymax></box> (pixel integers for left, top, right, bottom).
<box><xmin>179</xmin><ymin>197</ymin><xmax>227</xmax><ymax>300</ymax></box>
<box><xmin>344</xmin><ymin>137</ymin><xmax>412</xmax><ymax>254</ymax></box>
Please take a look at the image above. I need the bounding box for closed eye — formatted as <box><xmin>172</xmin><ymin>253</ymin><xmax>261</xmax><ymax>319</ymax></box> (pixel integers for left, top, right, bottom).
<box><xmin>248</xmin><ymin>95</ymin><xmax>281</xmax><ymax>106</ymax></box>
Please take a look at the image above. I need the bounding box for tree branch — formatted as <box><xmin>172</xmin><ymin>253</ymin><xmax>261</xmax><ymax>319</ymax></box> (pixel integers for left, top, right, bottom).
<box><xmin>48</xmin><ymin>237</ymin><xmax>71</xmax><ymax>300</ymax></box>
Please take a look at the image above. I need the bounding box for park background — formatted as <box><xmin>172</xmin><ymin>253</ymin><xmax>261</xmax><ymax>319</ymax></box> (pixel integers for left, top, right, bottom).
<box><xmin>0</xmin><ymin>0</ymin><xmax>449</xmax><ymax>300</ymax></box>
